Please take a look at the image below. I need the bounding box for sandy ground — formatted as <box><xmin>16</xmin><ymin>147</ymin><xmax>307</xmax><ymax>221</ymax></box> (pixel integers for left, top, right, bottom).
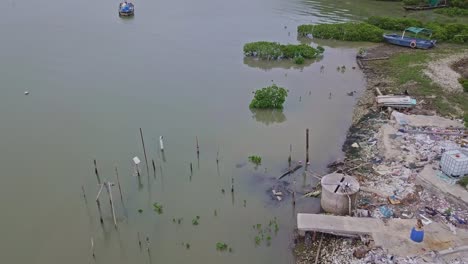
<box><xmin>424</xmin><ymin>52</ymin><xmax>468</xmax><ymax>93</ymax></box>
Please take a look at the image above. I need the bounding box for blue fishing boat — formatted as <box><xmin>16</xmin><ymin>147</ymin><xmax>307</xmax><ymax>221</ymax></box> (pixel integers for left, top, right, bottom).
<box><xmin>119</xmin><ymin>1</ymin><xmax>134</xmax><ymax>16</ymax></box>
<box><xmin>383</xmin><ymin>27</ymin><xmax>436</xmax><ymax>49</ymax></box>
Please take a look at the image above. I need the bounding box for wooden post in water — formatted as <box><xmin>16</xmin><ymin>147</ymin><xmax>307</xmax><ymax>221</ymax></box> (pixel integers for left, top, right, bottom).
<box><xmin>81</xmin><ymin>185</ymin><xmax>87</xmax><ymax>202</ymax></box>
<box><xmin>216</xmin><ymin>147</ymin><xmax>219</xmax><ymax>164</ymax></box>
<box><xmin>159</xmin><ymin>136</ymin><xmax>164</xmax><ymax>151</ymax></box>
<box><xmin>114</xmin><ymin>165</ymin><xmax>124</xmax><ymax>203</ymax></box>
<box><xmin>190</xmin><ymin>163</ymin><xmax>193</xmax><ymax>174</ymax></box>
<box><xmin>91</xmin><ymin>237</ymin><xmax>95</xmax><ymax>258</ymax></box>
<box><xmin>137</xmin><ymin>232</ymin><xmax>142</xmax><ymax>249</ymax></box>
<box><xmin>196</xmin><ymin>136</ymin><xmax>200</xmax><ymax>157</ymax></box>
<box><xmin>96</xmin><ymin>184</ymin><xmax>104</xmax><ymax>224</ymax></box>
<box><xmin>139</xmin><ymin>128</ymin><xmax>150</xmax><ymax>176</ymax></box>
<box><xmin>231</xmin><ymin>177</ymin><xmax>234</xmax><ymax>193</ymax></box>
<box><xmin>288</xmin><ymin>144</ymin><xmax>292</xmax><ymax>167</ymax></box>
<box><xmin>306</xmin><ymin>129</ymin><xmax>309</xmax><ymax>165</ymax></box>
<box><xmin>93</xmin><ymin>159</ymin><xmax>101</xmax><ymax>184</ymax></box>
<box><xmin>152</xmin><ymin>159</ymin><xmax>156</xmax><ymax>178</ymax></box>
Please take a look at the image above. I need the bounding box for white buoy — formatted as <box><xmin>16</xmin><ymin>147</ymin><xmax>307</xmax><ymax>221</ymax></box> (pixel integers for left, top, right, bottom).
<box><xmin>159</xmin><ymin>136</ymin><xmax>164</xmax><ymax>151</ymax></box>
<box><xmin>24</xmin><ymin>91</ymin><xmax>29</xmax><ymax>95</ymax></box>
<box><xmin>133</xmin><ymin>156</ymin><xmax>141</xmax><ymax>165</ymax></box>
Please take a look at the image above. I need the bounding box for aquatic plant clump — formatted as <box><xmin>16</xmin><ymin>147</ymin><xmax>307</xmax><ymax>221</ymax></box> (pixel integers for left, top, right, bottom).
<box><xmin>249</xmin><ymin>84</ymin><xmax>288</xmax><ymax>109</ymax></box>
<box><xmin>298</xmin><ymin>23</ymin><xmax>384</xmax><ymax>42</ymax></box>
<box><xmin>243</xmin><ymin>42</ymin><xmax>324</xmax><ymax>62</ymax></box>
<box><xmin>248</xmin><ymin>155</ymin><xmax>262</xmax><ymax>165</ymax></box>
<box><xmin>216</xmin><ymin>242</ymin><xmax>228</xmax><ymax>251</ymax></box>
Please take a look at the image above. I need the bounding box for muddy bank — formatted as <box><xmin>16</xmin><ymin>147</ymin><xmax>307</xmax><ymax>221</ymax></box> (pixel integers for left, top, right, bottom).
<box><xmin>293</xmin><ymin>44</ymin><xmax>468</xmax><ymax>264</ymax></box>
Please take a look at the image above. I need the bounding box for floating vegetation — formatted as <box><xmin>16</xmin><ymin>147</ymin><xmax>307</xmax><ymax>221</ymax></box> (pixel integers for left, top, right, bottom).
<box><xmin>250</xmin><ymin>84</ymin><xmax>288</xmax><ymax>109</ymax></box>
<box><xmin>214</xmin><ymin>209</ymin><xmax>217</xmax><ymax>216</ymax></box>
<box><xmin>153</xmin><ymin>203</ymin><xmax>163</xmax><ymax>214</ymax></box>
<box><xmin>243</xmin><ymin>200</ymin><xmax>247</xmax><ymax>207</ymax></box>
<box><xmin>243</xmin><ymin>41</ymin><xmax>324</xmax><ymax>63</ymax></box>
<box><xmin>138</xmin><ymin>209</ymin><xmax>143</xmax><ymax>213</ymax></box>
<box><xmin>252</xmin><ymin>218</ymin><xmax>279</xmax><ymax>246</ymax></box>
<box><xmin>186</xmin><ymin>243</ymin><xmax>190</xmax><ymax>249</ymax></box>
<box><xmin>192</xmin><ymin>216</ymin><xmax>200</xmax><ymax>226</ymax></box>
<box><xmin>248</xmin><ymin>155</ymin><xmax>262</xmax><ymax>165</ymax></box>
<box><xmin>216</xmin><ymin>242</ymin><xmax>228</xmax><ymax>251</ymax></box>
<box><xmin>298</xmin><ymin>23</ymin><xmax>384</xmax><ymax>42</ymax></box>
<box><xmin>178</xmin><ymin>218</ymin><xmax>183</xmax><ymax>224</ymax></box>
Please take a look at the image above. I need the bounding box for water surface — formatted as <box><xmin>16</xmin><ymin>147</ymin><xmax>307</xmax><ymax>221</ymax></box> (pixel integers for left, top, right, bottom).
<box><xmin>0</xmin><ymin>0</ymin><xmax>402</xmax><ymax>263</ymax></box>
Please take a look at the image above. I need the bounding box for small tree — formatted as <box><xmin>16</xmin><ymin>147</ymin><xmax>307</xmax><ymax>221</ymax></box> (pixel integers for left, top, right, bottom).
<box><xmin>249</xmin><ymin>84</ymin><xmax>288</xmax><ymax>109</ymax></box>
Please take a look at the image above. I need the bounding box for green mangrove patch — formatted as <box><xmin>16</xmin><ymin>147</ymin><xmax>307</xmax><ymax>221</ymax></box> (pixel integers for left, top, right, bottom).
<box><xmin>298</xmin><ymin>23</ymin><xmax>384</xmax><ymax>42</ymax></box>
<box><xmin>249</xmin><ymin>84</ymin><xmax>288</xmax><ymax>109</ymax></box>
<box><xmin>243</xmin><ymin>41</ymin><xmax>324</xmax><ymax>62</ymax></box>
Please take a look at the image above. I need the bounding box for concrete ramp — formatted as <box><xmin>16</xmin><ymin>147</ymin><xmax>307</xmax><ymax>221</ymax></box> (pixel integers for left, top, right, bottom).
<box><xmin>297</xmin><ymin>213</ymin><xmax>468</xmax><ymax>257</ymax></box>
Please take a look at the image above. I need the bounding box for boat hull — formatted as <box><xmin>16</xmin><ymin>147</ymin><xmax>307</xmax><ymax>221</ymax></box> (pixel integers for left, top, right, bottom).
<box><xmin>119</xmin><ymin>3</ymin><xmax>134</xmax><ymax>16</ymax></box>
<box><xmin>383</xmin><ymin>34</ymin><xmax>436</xmax><ymax>49</ymax></box>
<box><xmin>404</xmin><ymin>4</ymin><xmax>447</xmax><ymax>10</ymax></box>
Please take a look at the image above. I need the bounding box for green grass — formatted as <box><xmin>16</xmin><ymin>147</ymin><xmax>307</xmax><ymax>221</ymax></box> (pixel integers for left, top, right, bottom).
<box><xmin>379</xmin><ymin>46</ymin><xmax>468</xmax><ymax>118</ymax></box>
<box><xmin>455</xmin><ymin>175</ymin><xmax>467</xmax><ymax>187</ymax></box>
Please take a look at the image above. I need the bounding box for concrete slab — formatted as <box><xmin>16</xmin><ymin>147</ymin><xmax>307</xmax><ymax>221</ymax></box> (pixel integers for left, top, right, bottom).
<box><xmin>297</xmin><ymin>213</ymin><xmax>468</xmax><ymax>257</ymax></box>
<box><xmin>417</xmin><ymin>165</ymin><xmax>468</xmax><ymax>205</ymax></box>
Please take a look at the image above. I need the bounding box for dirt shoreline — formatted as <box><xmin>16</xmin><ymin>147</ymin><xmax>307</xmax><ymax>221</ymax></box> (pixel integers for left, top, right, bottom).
<box><xmin>293</xmin><ymin>44</ymin><xmax>468</xmax><ymax>264</ymax></box>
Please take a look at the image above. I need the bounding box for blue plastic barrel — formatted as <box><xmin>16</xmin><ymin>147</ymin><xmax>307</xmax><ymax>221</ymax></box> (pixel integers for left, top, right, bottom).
<box><xmin>410</xmin><ymin>227</ymin><xmax>424</xmax><ymax>243</ymax></box>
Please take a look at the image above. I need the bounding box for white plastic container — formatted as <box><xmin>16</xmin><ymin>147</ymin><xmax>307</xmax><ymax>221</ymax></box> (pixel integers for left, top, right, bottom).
<box><xmin>440</xmin><ymin>150</ymin><xmax>468</xmax><ymax>177</ymax></box>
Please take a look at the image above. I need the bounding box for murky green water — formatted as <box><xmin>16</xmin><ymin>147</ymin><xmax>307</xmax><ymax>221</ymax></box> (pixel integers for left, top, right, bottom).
<box><xmin>0</xmin><ymin>0</ymin><xmax>407</xmax><ymax>263</ymax></box>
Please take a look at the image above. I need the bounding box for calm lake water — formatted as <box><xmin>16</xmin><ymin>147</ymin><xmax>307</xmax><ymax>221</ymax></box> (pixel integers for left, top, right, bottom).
<box><xmin>0</xmin><ymin>0</ymin><xmax>404</xmax><ymax>263</ymax></box>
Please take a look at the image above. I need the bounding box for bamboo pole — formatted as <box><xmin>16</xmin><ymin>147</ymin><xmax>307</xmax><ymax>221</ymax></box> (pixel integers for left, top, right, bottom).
<box><xmin>314</xmin><ymin>233</ymin><xmax>324</xmax><ymax>264</ymax></box>
<box><xmin>81</xmin><ymin>185</ymin><xmax>87</xmax><ymax>202</ymax></box>
<box><xmin>152</xmin><ymin>159</ymin><xmax>156</xmax><ymax>178</ymax></box>
<box><xmin>106</xmin><ymin>182</ymin><xmax>117</xmax><ymax>228</ymax></box>
<box><xmin>231</xmin><ymin>177</ymin><xmax>234</xmax><ymax>193</ymax></box>
<box><xmin>137</xmin><ymin>232</ymin><xmax>142</xmax><ymax>249</ymax></box>
<box><xmin>139</xmin><ymin>128</ymin><xmax>150</xmax><ymax>176</ymax></box>
<box><xmin>196</xmin><ymin>136</ymin><xmax>200</xmax><ymax>157</ymax></box>
<box><xmin>306</xmin><ymin>129</ymin><xmax>309</xmax><ymax>165</ymax></box>
<box><xmin>91</xmin><ymin>237</ymin><xmax>95</xmax><ymax>258</ymax></box>
<box><xmin>93</xmin><ymin>159</ymin><xmax>101</xmax><ymax>184</ymax></box>
<box><xmin>114</xmin><ymin>165</ymin><xmax>124</xmax><ymax>203</ymax></box>
<box><xmin>96</xmin><ymin>185</ymin><xmax>104</xmax><ymax>224</ymax></box>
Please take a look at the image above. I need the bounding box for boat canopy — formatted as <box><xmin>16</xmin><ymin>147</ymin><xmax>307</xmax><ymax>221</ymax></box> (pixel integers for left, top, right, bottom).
<box><xmin>405</xmin><ymin>27</ymin><xmax>433</xmax><ymax>35</ymax></box>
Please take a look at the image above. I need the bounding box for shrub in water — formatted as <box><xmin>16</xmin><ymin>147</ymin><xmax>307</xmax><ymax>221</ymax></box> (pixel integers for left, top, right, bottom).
<box><xmin>244</xmin><ymin>42</ymin><xmax>323</xmax><ymax>61</ymax></box>
<box><xmin>250</xmin><ymin>84</ymin><xmax>288</xmax><ymax>109</ymax></box>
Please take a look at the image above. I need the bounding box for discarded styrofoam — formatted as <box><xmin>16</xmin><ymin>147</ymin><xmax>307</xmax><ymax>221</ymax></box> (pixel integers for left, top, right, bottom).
<box><xmin>133</xmin><ymin>156</ymin><xmax>141</xmax><ymax>165</ymax></box>
<box><xmin>440</xmin><ymin>150</ymin><xmax>468</xmax><ymax>177</ymax></box>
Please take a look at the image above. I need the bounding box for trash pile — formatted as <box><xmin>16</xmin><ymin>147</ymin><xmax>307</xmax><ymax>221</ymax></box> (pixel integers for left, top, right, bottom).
<box><xmin>322</xmin><ymin>110</ymin><xmax>468</xmax><ymax>263</ymax></box>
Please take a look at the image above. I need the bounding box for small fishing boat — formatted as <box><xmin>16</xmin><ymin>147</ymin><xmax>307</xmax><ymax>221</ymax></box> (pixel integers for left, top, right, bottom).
<box><xmin>383</xmin><ymin>27</ymin><xmax>436</xmax><ymax>49</ymax></box>
<box><xmin>119</xmin><ymin>1</ymin><xmax>134</xmax><ymax>16</ymax></box>
<box><xmin>403</xmin><ymin>4</ymin><xmax>447</xmax><ymax>10</ymax></box>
